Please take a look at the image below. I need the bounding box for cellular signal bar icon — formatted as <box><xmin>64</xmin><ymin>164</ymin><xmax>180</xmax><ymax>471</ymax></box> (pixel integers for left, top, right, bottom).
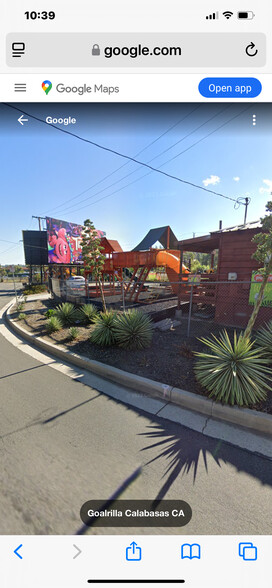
<box><xmin>206</xmin><ymin>11</ymin><xmax>219</xmax><ymax>20</ymax></box>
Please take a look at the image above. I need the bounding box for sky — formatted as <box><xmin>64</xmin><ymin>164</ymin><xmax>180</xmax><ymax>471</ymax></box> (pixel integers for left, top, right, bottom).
<box><xmin>0</xmin><ymin>102</ymin><xmax>271</xmax><ymax>264</ymax></box>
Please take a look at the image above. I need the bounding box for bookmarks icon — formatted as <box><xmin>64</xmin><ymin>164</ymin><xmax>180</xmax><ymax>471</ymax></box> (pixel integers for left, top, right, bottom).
<box><xmin>181</xmin><ymin>543</ymin><xmax>201</xmax><ymax>559</ymax></box>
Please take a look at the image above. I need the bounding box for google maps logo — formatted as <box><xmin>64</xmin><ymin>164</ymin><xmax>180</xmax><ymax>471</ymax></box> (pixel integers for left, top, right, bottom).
<box><xmin>42</xmin><ymin>80</ymin><xmax>52</xmax><ymax>95</ymax></box>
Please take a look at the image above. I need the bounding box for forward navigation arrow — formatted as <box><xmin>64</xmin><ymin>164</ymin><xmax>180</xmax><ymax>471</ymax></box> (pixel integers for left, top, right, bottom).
<box><xmin>73</xmin><ymin>544</ymin><xmax>82</xmax><ymax>559</ymax></box>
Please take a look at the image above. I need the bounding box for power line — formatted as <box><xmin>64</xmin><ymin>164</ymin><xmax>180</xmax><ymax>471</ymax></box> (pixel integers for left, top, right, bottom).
<box><xmin>4</xmin><ymin>103</ymin><xmax>238</xmax><ymax>207</ymax></box>
<box><xmin>53</xmin><ymin>105</ymin><xmax>231</xmax><ymax>217</ymax></box>
<box><xmin>54</xmin><ymin>105</ymin><xmax>251</xmax><ymax>216</ymax></box>
<box><xmin>80</xmin><ymin>105</ymin><xmax>251</xmax><ymax>213</ymax></box>
<box><xmin>0</xmin><ymin>243</ymin><xmax>21</xmax><ymax>256</ymax></box>
<box><xmin>43</xmin><ymin>105</ymin><xmax>202</xmax><ymax>215</ymax></box>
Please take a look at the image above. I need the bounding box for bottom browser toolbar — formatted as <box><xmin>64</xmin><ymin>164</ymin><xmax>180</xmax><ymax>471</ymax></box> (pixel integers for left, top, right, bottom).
<box><xmin>1</xmin><ymin>535</ymin><xmax>271</xmax><ymax>587</ymax></box>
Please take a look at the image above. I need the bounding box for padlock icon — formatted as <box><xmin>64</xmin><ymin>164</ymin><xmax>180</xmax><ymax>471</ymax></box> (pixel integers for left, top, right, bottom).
<box><xmin>92</xmin><ymin>44</ymin><xmax>100</xmax><ymax>56</ymax></box>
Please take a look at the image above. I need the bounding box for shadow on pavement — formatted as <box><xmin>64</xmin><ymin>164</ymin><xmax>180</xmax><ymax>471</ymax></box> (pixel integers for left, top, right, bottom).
<box><xmin>0</xmin><ymin>393</ymin><xmax>102</xmax><ymax>439</ymax></box>
<box><xmin>139</xmin><ymin>418</ymin><xmax>272</xmax><ymax>506</ymax></box>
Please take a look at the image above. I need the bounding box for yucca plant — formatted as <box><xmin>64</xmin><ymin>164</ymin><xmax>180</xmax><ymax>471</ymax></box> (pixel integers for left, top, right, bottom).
<box><xmin>18</xmin><ymin>312</ymin><xmax>26</xmax><ymax>321</ymax></box>
<box><xmin>45</xmin><ymin>308</ymin><xmax>57</xmax><ymax>319</ymax></box>
<box><xmin>55</xmin><ymin>302</ymin><xmax>77</xmax><ymax>325</ymax></box>
<box><xmin>255</xmin><ymin>320</ymin><xmax>272</xmax><ymax>355</ymax></box>
<box><xmin>90</xmin><ymin>311</ymin><xmax>117</xmax><ymax>346</ymax></box>
<box><xmin>194</xmin><ymin>329</ymin><xmax>272</xmax><ymax>406</ymax></box>
<box><xmin>69</xmin><ymin>326</ymin><xmax>79</xmax><ymax>340</ymax></box>
<box><xmin>113</xmin><ymin>309</ymin><xmax>154</xmax><ymax>350</ymax></box>
<box><xmin>79</xmin><ymin>303</ymin><xmax>98</xmax><ymax>324</ymax></box>
<box><xmin>46</xmin><ymin>316</ymin><xmax>63</xmax><ymax>333</ymax></box>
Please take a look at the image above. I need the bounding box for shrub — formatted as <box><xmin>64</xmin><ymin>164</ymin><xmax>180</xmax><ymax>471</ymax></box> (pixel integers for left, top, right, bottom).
<box><xmin>69</xmin><ymin>326</ymin><xmax>79</xmax><ymax>340</ymax></box>
<box><xmin>55</xmin><ymin>302</ymin><xmax>78</xmax><ymax>326</ymax></box>
<box><xmin>113</xmin><ymin>309</ymin><xmax>154</xmax><ymax>350</ymax></box>
<box><xmin>79</xmin><ymin>303</ymin><xmax>98</xmax><ymax>323</ymax></box>
<box><xmin>45</xmin><ymin>308</ymin><xmax>57</xmax><ymax>319</ymax></box>
<box><xmin>255</xmin><ymin>320</ymin><xmax>272</xmax><ymax>355</ymax></box>
<box><xmin>179</xmin><ymin>342</ymin><xmax>194</xmax><ymax>359</ymax></box>
<box><xmin>18</xmin><ymin>312</ymin><xmax>26</xmax><ymax>321</ymax></box>
<box><xmin>16</xmin><ymin>302</ymin><xmax>25</xmax><ymax>311</ymax></box>
<box><xmin>23</xmin><ymin>284</ymin><xmax>47</xmax><ymax>295</ymax></box>
<box><xmin>90</xmin><ymin>311</ymin><xmax>117</xmax><ymax>346</ymax></box>
<box><xmin>194</xmin><ymin>329</ymin><xmax>272</xmax><ymax>406</ymax></box>
<box><xmin>46</xmin><ymin>316</ymin><xmax>62</xmax><ymax>333</ymax></box>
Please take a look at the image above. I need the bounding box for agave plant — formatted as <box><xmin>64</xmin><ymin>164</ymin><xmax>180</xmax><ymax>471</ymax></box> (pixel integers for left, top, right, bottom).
<box><xmin>255</xmin><ymin>320</ymin><xmax>272</xmax><ymax>355</ymax></box>
<box><xmin>79</xmin><ymin>303</ymin><xmax>98</xmax><ymax>324</ymax></box>
<box><xmin>90</xmin><ymin>311</ymin><xmax>117</xmax><ymax>346</ymax></box>
<box><xmin>194</xmin><ymin>329</ymin><xmax>272</xmax><ymax>406</ymax></box>
<box><xmin>18</xmin><ymin>312</ymin><xmax>26</xmax><ymax>321</ymax></box>
<box><xmin>113</xmin><ymin>309</ymin><xmax>154</xmax><ymax>350</ymax></box>
<box><xmin>46</xmin><ymin>316</ymin><xmax>63</xmax><ymax>333</ymax></box>
<box><xmin>69</xmin><ymin>326</ymin><xmax>79</xmax><ymax>340</ymax></box>
<box><xmin>45</xmin><ymin>308</ymin><xmax>57</xmax><ymax>319</ymax></box>
<box><xmin>55</xmin><ymin>302</ymin><xmax>78</xmax><ymax>326</ymax></box>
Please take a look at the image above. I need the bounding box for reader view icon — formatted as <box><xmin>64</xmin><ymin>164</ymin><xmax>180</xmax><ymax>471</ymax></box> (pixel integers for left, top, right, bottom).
<box><xmin>238</xmin><ymin>542</ymin><xmax>258</xmax><ymax>561</ymax></box>
<box><xmin>126</xmin><ymin>541</ymin><xmax>142</xmax><ymax>561</ymax></box>
<box><xmin>181</xmin><ymin>543</ymin><xmax>201</xmax><ymax>559</ymax></box>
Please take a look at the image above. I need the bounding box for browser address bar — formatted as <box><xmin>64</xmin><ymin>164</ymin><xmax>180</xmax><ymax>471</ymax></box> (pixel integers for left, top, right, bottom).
<box><xmin>6</xmin><ymin>33</ymin><xmax>266</xmax><ymax>67</ymax></box>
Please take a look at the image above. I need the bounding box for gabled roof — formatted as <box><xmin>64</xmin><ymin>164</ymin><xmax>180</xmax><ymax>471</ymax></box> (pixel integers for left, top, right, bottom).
<box><xmin>100</xmin><ymin>237</ymin><xmax>123</xmax><ymax>253</ymax></box>
<box><xmin>133</xmin><ymin>226</ymin><xmax>178</xmax><ymax>251</ymax></box>
<box><xmin>107</xmin><ymin>239</ymin><xmax>123</xmax><ymax>252</ymax></box>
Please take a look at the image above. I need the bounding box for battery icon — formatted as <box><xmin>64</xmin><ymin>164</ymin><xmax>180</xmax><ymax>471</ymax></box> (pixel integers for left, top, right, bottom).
<box><xmin>237</xmin><ymin>11</ymin><xmax>255</xmax><ymax>19</ymax></box>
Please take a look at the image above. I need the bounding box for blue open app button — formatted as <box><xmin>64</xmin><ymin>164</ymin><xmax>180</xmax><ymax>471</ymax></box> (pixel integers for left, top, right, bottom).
<box><xmin>199</xmin><ymin>78</ymin><xmax>262</xmax><ymax>98</ymax></box>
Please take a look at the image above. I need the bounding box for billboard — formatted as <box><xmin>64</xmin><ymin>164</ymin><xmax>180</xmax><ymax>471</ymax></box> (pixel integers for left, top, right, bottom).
<box><xmin>249</xmin><ymin>271</ymin><xmax>272</xmax><ymax>307</ymax></box>
<box><xmin>46</xmin><ymin>217</ymin><xmax>105</xmax><ymax>264</ymax></box>
<box><xmin>23</xmin><ymin>231</ymin><xmax>48</xmax><ymax>265</ymax></box>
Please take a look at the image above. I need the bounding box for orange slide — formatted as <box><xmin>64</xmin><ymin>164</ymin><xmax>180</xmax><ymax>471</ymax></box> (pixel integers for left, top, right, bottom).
<box><xmin>155</xmin><ymin>250</ymin><xmax>189</xmax><ymax>293</ymax></box>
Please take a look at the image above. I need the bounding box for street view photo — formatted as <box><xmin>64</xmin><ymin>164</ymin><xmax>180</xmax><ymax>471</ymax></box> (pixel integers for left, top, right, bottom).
<box><xmin>0</xmin><ymin>101</ymin><xmax>271</xmax><ymax>535</ymax></box>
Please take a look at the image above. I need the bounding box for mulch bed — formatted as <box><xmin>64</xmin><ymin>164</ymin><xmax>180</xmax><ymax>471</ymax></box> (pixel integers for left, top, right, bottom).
<box><xmin>10</xmin><ymin>298</ymin><xmax>272</xmax><ymax>415</ymax></box>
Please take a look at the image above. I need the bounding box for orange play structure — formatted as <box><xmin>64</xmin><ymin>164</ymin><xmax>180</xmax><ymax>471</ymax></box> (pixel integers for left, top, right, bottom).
<box><xmin>103</xmin><ymin>249</ymin><xmax>189</xmax><ymax>301</ymax></box>
<box><xmin>85</xmin><ymin>227</ymin><xmax>189</xmax><ymax>302</ymax></box>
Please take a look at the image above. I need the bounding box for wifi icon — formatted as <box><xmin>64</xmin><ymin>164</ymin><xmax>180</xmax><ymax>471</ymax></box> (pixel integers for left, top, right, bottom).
<box><xmin>223</xmin><ymin>10</ymin><xmax>234</xmax><ymax>19</ymax></box>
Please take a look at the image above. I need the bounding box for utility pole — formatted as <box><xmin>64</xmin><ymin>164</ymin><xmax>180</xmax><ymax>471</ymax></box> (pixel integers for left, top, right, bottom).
<box><xmin>32</xmin><ymin>215</ymin><xmax>45</xmax><ymax>231</ymax></box>
<box><xmin>244</xmin><ymin>197</ymin><xmax>249</xmax><ymax>225</ymax></box>
<box><xmin>32</xmin><ymin>216</ymin><xmax>46</xmax><ymax>284</ymax></box>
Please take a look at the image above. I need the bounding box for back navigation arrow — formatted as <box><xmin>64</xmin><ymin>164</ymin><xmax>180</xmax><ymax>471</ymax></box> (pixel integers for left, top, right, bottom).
<box><xmin>18</xmin><ymin>114</ymin><xmax>28</xmax><ymax>125</ymax></box>
<box><xmin>14</xmin><ymin>544</ymin><xmax>23</xmax><ymax>559</ymax></box>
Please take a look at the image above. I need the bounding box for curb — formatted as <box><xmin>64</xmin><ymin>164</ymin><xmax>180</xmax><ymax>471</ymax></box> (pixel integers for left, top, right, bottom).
<box><xmin>5</xmin><ymin>304</ymin><xmax>272</xmax><ymax>437</ymax></box>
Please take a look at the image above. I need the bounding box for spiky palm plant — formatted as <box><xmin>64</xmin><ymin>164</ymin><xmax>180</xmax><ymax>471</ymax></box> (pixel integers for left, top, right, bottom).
<box><xmin>79</xmin><ymin>303</ymin><xmax>98</xmax><ymax>324</ymax></box>
<box><xmin>255</xmin><ymin>320</ymin><xmax>272</xmax><ymax>355</ymax></box>
<box><xmin>194</xmin><ymin>329</ymin><xmax>272</xmax><ymax>406</ymax></box>
<box><xmin>69</xmin><ymin>326</ymin><xmax>79</xmax><ymax>340</ymax></box>
<box><xmin>55</xmin><ymin>302</ymin><xmax>77</xmax><ymax>326</ymax></box>
<box><xmin>113</xmin><ymin>309</ymin><xmax>154</xmax><ymax>350</ymax></box>
<box><xmin>46</xmin><ymin>316</ymin><xmax>63</xmax><ymax>333</ymax></box>
<box><xmin>89</xmin><ymin>311</ymin><xmax>117</xmax><ymax>346</ymax></box>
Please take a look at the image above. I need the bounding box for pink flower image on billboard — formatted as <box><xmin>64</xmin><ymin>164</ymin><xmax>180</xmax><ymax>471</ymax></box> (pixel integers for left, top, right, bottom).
<box><xmin>46</xmin><ymin>217</ymin><xmax>105</xmax><ymax>264</ymax></box>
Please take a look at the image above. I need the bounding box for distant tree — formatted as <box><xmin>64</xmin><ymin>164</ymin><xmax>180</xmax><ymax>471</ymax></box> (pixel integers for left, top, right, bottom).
<box><xmin>244</xmin><ymin>201</ymin><xmax>272</xmax><ymax>338</ymax></box>
<box><xmin>81</xmin><ymin>219</ymin><xmax>106</xmax><ymax>312</ymax></box>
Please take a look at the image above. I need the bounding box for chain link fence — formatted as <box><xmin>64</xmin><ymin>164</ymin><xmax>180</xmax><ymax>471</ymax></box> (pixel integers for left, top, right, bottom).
<box><xmin>49</xmin><ymin>275</ymin><xmax>272</xmax><ymax>337</ymax></box>
<box><xmin>177</xmin><ymin>279</ymin><xmax>272</xmax><ymax>338</ymax></box>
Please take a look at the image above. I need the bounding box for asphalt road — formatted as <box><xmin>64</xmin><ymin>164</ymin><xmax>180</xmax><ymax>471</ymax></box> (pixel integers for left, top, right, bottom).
<box><xmin>0</xmin><ymin>283</ymin><xmax>271</xmax><ymax>535</ymax></box>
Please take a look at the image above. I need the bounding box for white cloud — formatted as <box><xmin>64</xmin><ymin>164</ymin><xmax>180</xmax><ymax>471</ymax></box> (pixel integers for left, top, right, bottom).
<box><xmin>233</xmin><ymin>176</ymin><xmax>240</xmax><ymax>182</ymax></box>
<box><xmin>259</xmin><ymin>179</ymin><xmax>272</xmax><ymax>195</ymax></box>
<box><xmin>202</xmin><ymin>175</ymin><xmax>220</xmax><ymax>187</ymax></box>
